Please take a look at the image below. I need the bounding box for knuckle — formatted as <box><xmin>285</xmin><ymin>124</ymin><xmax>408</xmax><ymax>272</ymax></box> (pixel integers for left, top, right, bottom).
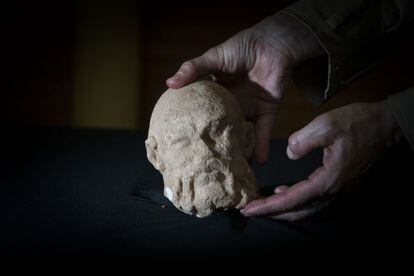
<box><xmin>315</xmin><ymin>113</ymin><xmax>339</xmax><ymax>138</ymax></box>
<box><xmin>263</xmin><ymin>197</ymin><xmax>274</xmax><ymax>212</ymax></box>
<box><xmin>318</xmin><ymin>183</ymin><xmax>330</xmax><ymax>197</ymax></box>
<box><xmin>181</xmin><ymin>60</ymin><xmax>195</xmax><ymax>70</ymax></box>
<box><xmin>207</xmin><ymin>47</ymin><xmax>220</xmax><ymax>58</ymax></box>
<box><xmin>279</xmin><ymin>195</ymin><xmax>294</xmax><ymax>212</ymax></box>
<box><xmin>318</xmin><ymin>181</ymin><xmax>336</xmax><ymax>198</ymax></box>
<box><xmin>314</xmin><ymin>113</ymin><xmax>333</xmax><ymax>128</ymax></box>
<box><xmin>322</xmin><ymin>114</ymin><xmax>336</xmax><ymax>129</ymax></box>
<box><xmin>207</xmin><ymin>46</ymin><xmax>225</xmax><ymax>70</ymax></box>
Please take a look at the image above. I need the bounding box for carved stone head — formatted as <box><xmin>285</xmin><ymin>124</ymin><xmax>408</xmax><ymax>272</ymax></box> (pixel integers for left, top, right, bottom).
<box><xmin>145</xmin><ymin>80</ymin><xmax>258</xmax><ymax>217</ymax></box>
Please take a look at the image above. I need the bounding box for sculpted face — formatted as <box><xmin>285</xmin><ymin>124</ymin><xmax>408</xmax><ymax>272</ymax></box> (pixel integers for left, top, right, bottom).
<box><xmin>145</xmin><ymin>80</ymin><xmax>258</xmax><ymax>217</ymax></box>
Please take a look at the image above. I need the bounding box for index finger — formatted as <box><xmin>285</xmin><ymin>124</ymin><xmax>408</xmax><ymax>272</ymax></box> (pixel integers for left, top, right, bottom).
<box><xmin>241</xmin><ymin>167</ymin><xmax>330</xmax><ymax>217</ymax></box>
<box><xmin>166</xmin><ymin>48</ymin><xmax>222</xmax><ymax>89</ymax></box>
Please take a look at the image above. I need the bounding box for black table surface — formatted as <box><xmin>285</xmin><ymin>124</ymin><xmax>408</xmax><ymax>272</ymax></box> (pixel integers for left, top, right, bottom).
<box><xmin>1</xmin><ymin>125</ymin><xmax>412</xmax><ymax>266</ymax></box>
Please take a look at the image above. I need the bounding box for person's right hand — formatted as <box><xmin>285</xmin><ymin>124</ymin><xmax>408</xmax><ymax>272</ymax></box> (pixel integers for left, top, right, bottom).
<box><xmin>166</xmin><ymin>13</ymin><xmax>324</xmax><ymax>163</ymax></box>
<box><xmin>240</xmin><ymin>100</ymin><xmax>402</xmax><ymax>221</ymax></box>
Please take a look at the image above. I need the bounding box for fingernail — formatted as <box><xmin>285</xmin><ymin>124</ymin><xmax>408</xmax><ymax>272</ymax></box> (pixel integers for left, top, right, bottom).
<box><xmin>240</xmin><ymin>208</ymin><xmax>248</xmax><ymax>216</ymax></box>
<box><xmin>286</xmin><ymin>146</ymin><xmax>295</xmax><ymax>159</ymax></box>
<box><xmin>168</xmin><ymin>72</ymin><xmax>182</xmax><ymax>80</ymax></box>
<box><xmin>240</xmin><ymin>208</ymin><xmax>251</xmax><ymax>216</ymax></box>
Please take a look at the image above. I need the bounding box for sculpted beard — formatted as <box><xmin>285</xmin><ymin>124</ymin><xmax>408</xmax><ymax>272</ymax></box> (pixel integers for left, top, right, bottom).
<box><xmin>146</xmin><ymin>80</ymin><xmax>258</xmax><ymax>217</ymax></box>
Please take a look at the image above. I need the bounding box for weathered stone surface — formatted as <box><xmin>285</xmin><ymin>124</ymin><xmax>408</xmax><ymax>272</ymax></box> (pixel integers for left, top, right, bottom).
<box><xmin>145</xmin><ymin>80</ymin><xmax>258</xmax><ymax>217</ymax></box>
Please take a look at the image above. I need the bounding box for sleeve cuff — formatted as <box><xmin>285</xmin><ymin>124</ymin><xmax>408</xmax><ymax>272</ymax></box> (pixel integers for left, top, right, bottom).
<box><xmin>282</xmin><ymin>0</ymin><xmax>401</xmax><ymax>105</ymax></box>
<box><xmin>387</xmin><ymin>87</ymin><xmax>414</xmax><ymax>150</ymax></box>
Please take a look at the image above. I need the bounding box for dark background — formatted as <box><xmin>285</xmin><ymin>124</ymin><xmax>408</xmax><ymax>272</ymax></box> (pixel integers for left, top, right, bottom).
<box><xmin>1</xmin><ymin>1</ymin><xmax>414</xmax><ymax>269</ymax></box>
<box><xmin>1</xmin><ymin>0</ymin><xmax>414</xmax><ymax>137</ymax></box>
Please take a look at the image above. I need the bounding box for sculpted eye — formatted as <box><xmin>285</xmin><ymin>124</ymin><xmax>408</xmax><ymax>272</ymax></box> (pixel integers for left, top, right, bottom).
<box><xmin>210</xmin><ymin>119</ymin><xmax>231</xmax><ymax>137</ymax></box>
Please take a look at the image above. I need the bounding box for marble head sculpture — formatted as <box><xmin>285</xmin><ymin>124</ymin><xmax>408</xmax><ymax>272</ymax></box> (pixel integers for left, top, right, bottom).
<box><xmin>145</xmin><ymin>80</ymin><xmax>258</xmax><ymax>217</ymax></box>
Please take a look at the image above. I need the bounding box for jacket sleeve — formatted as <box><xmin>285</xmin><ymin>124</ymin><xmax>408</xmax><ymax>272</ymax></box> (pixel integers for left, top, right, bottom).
<box><xmin>280</xmin><ymin>0</ymin><xmax>414</xmax><ymax>105</ymax></box>
<box><xmin>387</xmin><ymin>87</ymin><xmax>414</xmax><ymax>150</ymax></box>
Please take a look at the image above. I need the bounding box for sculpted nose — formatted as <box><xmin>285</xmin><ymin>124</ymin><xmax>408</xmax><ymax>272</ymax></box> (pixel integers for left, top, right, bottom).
<box><xmin>194</xmin><ymin>137</ymin><xmax>214</xmax><ymax>161</ymax></box>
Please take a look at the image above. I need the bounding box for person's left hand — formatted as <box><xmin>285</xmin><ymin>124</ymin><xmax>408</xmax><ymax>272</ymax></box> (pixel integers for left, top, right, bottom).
<box><xmin>241</xmin><ymin>100</ymin><xmax>402</xmax><ymax>221</ymax></box>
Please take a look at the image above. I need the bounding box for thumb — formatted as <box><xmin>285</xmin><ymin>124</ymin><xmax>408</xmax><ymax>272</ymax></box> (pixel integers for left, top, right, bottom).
<box><xmin>166</xmin><ymin>47</ymin><xmax>223</xmax><ymax>89</ymax></box>
<box><xmin>287</xmin><ymin>115</ymin><xmax>334</xmax><ymax>160</ymax></box>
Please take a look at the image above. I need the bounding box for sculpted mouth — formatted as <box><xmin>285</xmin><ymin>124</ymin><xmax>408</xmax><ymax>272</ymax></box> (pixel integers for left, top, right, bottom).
<box><xmin>189</xmin><ymin>158</ymin><xmax>230</xmax><ymax>175</ymax></box>
<box><xmin>163</xmin><ymin>158</ymin><xmax>256</xmax><ymax>218</ymax></box>
<box><xmin>165</xmin><ymin>169</ymin><xmax>234</xmax><ymax>217</ymax></box>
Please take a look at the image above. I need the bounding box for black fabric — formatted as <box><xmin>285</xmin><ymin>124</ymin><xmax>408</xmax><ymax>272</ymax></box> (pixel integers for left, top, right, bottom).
<box><xmin>1</xmin><ymin>126</ymin><xmax>412</xmax><ymax>268</ymax></box>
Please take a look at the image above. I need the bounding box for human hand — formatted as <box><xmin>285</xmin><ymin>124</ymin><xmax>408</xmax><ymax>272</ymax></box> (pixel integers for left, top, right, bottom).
<box><xmin>166</xmin><ymin>13</ymin><xmax>323</xmax><ymax>163</ymax></box>
<box><xmin>241</xmin><ymin>101</ymin><xmax>402</xmax><ymax>221</ymax></box>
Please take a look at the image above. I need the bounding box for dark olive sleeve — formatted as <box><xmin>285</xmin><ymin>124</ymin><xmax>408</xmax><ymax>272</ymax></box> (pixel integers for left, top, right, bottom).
<box><xmin>387</xmin><ymin>88</ymin><xmax>414</xmax><ymax>150</ymax></box>
<box><xmin>281</xmin><ymin>0</ymin><xmax>414</xmax><ymax>105</ymax></box>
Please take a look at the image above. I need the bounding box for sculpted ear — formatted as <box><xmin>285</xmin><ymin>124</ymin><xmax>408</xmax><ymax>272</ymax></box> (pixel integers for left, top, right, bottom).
<box><xmin>145</xmin><ymin>135</ymin><xmax>165</xmax><ymax>172</ymax></box>
<box><xmin>241</xmin><ymin>121</ymin><xmax>255</xmax><ymax>159</ymax></box>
